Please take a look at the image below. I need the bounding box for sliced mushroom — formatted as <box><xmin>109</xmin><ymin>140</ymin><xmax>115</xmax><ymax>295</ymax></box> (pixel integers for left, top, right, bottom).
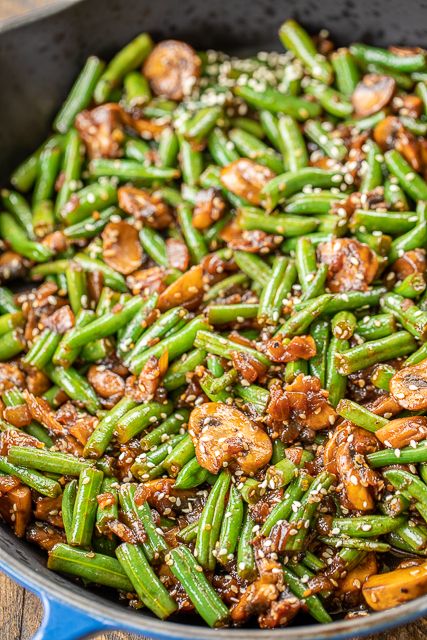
<box><xmin>87</xmin><ymin>365</ymin><xmax>125</xmax><ymax>400</ymax></box>
<box><xmin>338</xmin><ymin>553</ymin><xmax>377</xmax><ymax>594</ymax></box>
<box><xmin>102</xmin><ymin>221</ymin><xmax>143</xmax><ymax>275</ymax></box>
<box><xmin>0</xmin><ymin>250</ymin><xmax>28</xmax><ymax>282</ymax></box>
<box><xmin>352</xmin><ymin>74</ymin><xmax>396</xmax><ymax>117</ymax></box>
<box><xmin>317</xmin><ymin>238</ymin><xmax>378</xmax><ymax>292</ymax></box>
<box><xmin>143</xmin><ymin>40</ymin><xmax>201</xmax><ymax>100</ymax></box>
<box><xmin>118</xmin><ymin>186</ymin><xmax>173</xmax><ymax>229</ymax></box>
<box><xmin>189</xmin><ymin>402</ymin><xmax>272</xmax><ymax>474</ymax></box>
<box><xmin>75</xmin><ymin>103</ymin><xmax>125</xmax><ymax>159</ymax></box>
<box><xmin>43</xmin><ymin>304</ymin><xmax>75</xmax><ymax>334</ymax></box>
<box><xmin>22</xmin><ymin>390</ymin><xmax>65</xmax><ymax>434</ymax></box>
<box><xmin>362</xmin><ymin>561</ymin><xmax>427</xmax><ymax>611</ymax></box>
<box><xmin>158</xmin><ymin>265</ymin><xmax>203</xmax><ymax>311</ymax></box>
<box><xmin>392</xmin><ymin>249</ymin><xmax>427</xmax><ymax>280</ymax></box>
<box><xmin>376</xmin><ymin>415</ymin><xmax>427</xmax><ymax>448</ymax></box>
<box><xmin>220</xmin><ymin>159</ymin><xmax>275</xmax><ymax>206</ymax></box>
<box><xmin>390</xmin><ymin>360</ymin><xmax>427</xmax><ymax>410</ymax></box>
<box><xmin>192</xmin><ymin>188</ymin><xmax>226</xmax><ymax>230</ymax></box>
<box><xmin>165</xmin><ymin>238</ymin><xmax>190</xmax><ymax>272</ymax></box>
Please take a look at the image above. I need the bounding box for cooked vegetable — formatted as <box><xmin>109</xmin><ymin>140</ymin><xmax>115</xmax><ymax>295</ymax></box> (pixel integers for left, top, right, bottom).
<box><xmin>4</xmin><ymin>17</ymin><xmax>427</xmax><ymax>631</ymax></box>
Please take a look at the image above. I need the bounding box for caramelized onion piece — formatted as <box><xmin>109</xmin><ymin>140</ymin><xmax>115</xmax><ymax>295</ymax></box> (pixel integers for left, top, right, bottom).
<box><xmin>317</xmin><ymin>238</ymin><xmax>378</xmax><ymax>292</ymax></box>
<box><xmin>362</xmin><ymin>561</ymin><xmax>427</xmax><ymax>611</ymax></box>
<box><xmin>102</xmin><ymin>221</ymin><xmax>143</xmax><ymax>275</ymax></box>
<box><xmin>390</xmin><ymin>360</ymin><xmax>427</xmax><ymax>410</ymax></box>
<box><xmin>143</xmin><ymin>40</ymin><xmax>201</xmax><ymax>100</ymax></box>
<box><xmin>189</xmin><ymin>402</ymin><xmax>272</xmax><ymax>474</ymax></box>
<box><xmin>158</xmin><ymin>265</ymin><xmax>203</xmax><ymax>311</ymax></box>
<box><xmin>220</xmin><ymin>159</ymin><xmax>275</xmax><ymax>206</ymax></box>
<box><xmin>352</xmin><ymin>74</ymin><xmax>396</xmax><ymax>117</ymax></box>
<box><xmin>263</xmin><ymin>335</ymin><xmax>316</xmax><ymax>363</ymax></box>
<box><xmin>0</xmin><ymin>486</ymin><xmax>31</xmax><ymax>537</ymax></box>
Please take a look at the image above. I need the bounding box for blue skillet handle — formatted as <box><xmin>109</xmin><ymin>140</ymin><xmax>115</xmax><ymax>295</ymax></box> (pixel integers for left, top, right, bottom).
<box><xmin>33</xmin><ymin>591</ymin><xmax>113</xmax><ymax>640</ymax></box>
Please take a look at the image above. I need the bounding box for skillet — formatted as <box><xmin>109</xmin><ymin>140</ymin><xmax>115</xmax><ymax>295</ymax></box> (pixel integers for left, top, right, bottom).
<box><xmin>1</xmin><ymin>1</ymin><xmax>427</xmax><ymax>637</ymax></box>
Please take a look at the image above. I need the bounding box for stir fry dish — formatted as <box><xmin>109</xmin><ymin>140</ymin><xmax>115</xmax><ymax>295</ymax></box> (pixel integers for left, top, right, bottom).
<box><xmin>4</xmin><ymin>18</ymin><xmax>427</xmax><ymax>629</ymax></box>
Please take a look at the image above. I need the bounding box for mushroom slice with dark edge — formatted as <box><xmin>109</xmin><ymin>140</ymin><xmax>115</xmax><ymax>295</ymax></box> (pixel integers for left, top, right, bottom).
<box><xmin>390</xmin><ymin>360</ymin><xmax>427</xmax><ymax>411</ymax></box>
<box><xmin>102</xmin><ymin>221</ymin><xmax>143</xmax><ymax>275</ymax></box>
<box><xmin>143</xmin><ymin>40</ymin><xmax>201</xmax><ymax>100</ymax></box>
<box><xmin>189</xmin><ymin>402</ymin><xmax>272</xmax><ymax>474</ymax></box>
<box><xmin>220</xmin><ymin>159</ymin><xmax>275</xmax><ymax>206</ymax></box>
<box><xmin>352</xmin><ymin>74</ymin><xmax>396</xmax><ymax>117</ymax></box>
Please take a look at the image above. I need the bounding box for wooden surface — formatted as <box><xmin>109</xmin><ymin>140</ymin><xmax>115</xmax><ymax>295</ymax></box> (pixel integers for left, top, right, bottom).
<box><xmin>0</xmin><ymin>1</ymin><xmax>427</xmax><ymax>639</ymax></box>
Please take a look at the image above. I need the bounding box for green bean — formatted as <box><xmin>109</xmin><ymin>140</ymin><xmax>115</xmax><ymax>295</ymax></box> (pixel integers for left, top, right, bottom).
<box><xmin>305</xmin><ymin>83</ymin><xmax>353</xmax><ymax>118</ymax></box>
<box><xmin>234</xmin><ymin>85</ymin><xmax>321</xmax><ymax>120</ymax></box>
<box><xmin>237</xmin><ymin>509</ymin><xmax>257</xmax><ymax>580</ymax></box>
<box><xmin>278</xmin><ymin>294</ymin><xmax>333</xmax><ymax>338</ymax></box>
<box><xmin>336</xmin><ymin>399</ymin><xmax>388</xmax><ymax>432</ymax></box>
<box><xmin>89</xmin><ymin>158</ymin><xmax>179</xmax><ymax>182</ymax></box>
<box><xmin>331</xmin><ymin>48</ymin><xmax>360</xmax><ymax>96</ymax></box>
<box><xmin>360</xmin><ymin>140</ymin><xmax>383</xmax><ymax>193</ymax></box>
<box><xmin>54</xmin><ymin>56</ymin><xmax>105</xmax><ymax>132</ymax></box>
<box><xmin>61</xmin><ymin>182</ymin><xmax>118</xmax><ymax>225</ymax></box>
<box><xmin>0</xmin><ymin>287</ymin><xmax>18</xmax><ymax>314</ymax></box>
<box><xmin>162</xmin><ymin>433</ymin><xmax>195</xmax><ymax>477</ymax></box>
<box><xmin>309</xmin><ymin>319</ymin><xmax>329</xmax><ymax>386</ymax></box>
<box><xmin>116</xmin><ymin>401</ymin><xmax>172</xmax><ymax>444</ymax></box>
<box><xmin>175</xmin><ymin>457</ymin><xmax>213</xmax><ymax>489</ymax></box>
<box><xmin>351</xmin><ymin>43</ymin><xmax>426</xmax><ymax>72</ymax></box>
<box><xmin>7</xmin><ymin>446</ymin><xmax>91</xmax><ymax>476</ymax></box>
<box><xmin>69</xmin><ymin>467</ymin><xmax>104</xmax><ymax>547</ymax></box>
<box><xmin>182</xmin><ymin>106</ymin><xmax>222</xmax><ymax>142</ymax></box>
<box><xmin>62</xmin><ymin>480</ymin><xmax>77</xmax><ymax>543</ymax></box>
<box><xmin>32</xmin><ymin>140</ymin><xmax>62</xmax><ymax>206</ymax></box>
<box><xmin>163</xmin><ymin>348</ymin><xmax>207</xmax><ymax>390</ymax></box>
<box><xmin>11</xmin><ymin>148</ymin><xmax>40</xmax><ymax>193</ymax></box>
<box><xmin>207</xmin><ymin>127</ymin><xmax>239</xmax><ymax>166</ymax></box>
<box><xmin>229</xmin><ymin>127</ymin><xmax>284</xmax><ymax>173</ymax></box>
<box><xmin>239</xmin><ymin>206</ymin><xmax>319</xmax><ymax>237</ymax></box>
<box><xmin>44</xmin><ymin>363</ymin><xmax>101</xmax><ymax>414</ymax></box>
<box><xmin>125</xmin><ymin>306</ymin><xmax>186</xmax><ymax>368</ymax></box>
<box><xmin>116</xmin><ymin>543</ymin><xmax>177</xmax><ymax>618</ymax></box>
<box><xmin>381</xmin><ymin>292</ymin><xmax>427</xmax><ymax>341</ymax></box>
<box><xmin>158</xmin><ymin>127</ymin><xmax>179</xmax><ymax>168</ymax></box>
<box><xmin>48</xmin><ymin>543</ymin><xmax>133</xmax><ymax>591</ymax></box>
<box><xmin>277</xmin><ymin>115</ymin><xmax>308</xmax><ymax>171</ymax></box>
<box><xmin>385</xmin><ymin>149</ymin><xmax>427</xmax><ymax>201</ymax></box>
<box><xmin>305</xmin><ymin>119</ymin><xmax>347</xmax><ymax>160</ymax></box>
<box><xmin>0</xmin><ymin>457</ymin><xmax>61</xmax><ymax>497</ymax></box>
<box><xmin>177</xmin><ymin>202</ymin><xmax>208</xmax><ymax>263</ymax></box>
<box><xmin>331</xmin><ymin>515</ymin><xmax>405</xmax><ymax>538</ymax></box>
<box><xmin>94</xmin><ymin>33</ymin><xmax>153</xmax><ymax>103</ymax></box>
<box><xmin>124</xmin><ymin>70</ymin><xmax>151</xmax><ymax>107</ymax></box>
<box><xmin>217</xmin><ymin>485</ymin><xmax>244</xmax><ymax>566</ymax></box>
<box><xmin>130</xmin><ymin>317</ymin><xmax>209</xmax><ymax>375</ymax></box>
<box><xmin>335</xmin><ymin>331</ymin><xmax>417</xmax><ymax>375</ymax></box>
<box><xmin>208</xmin><ymin>303</ymin><xmax>258</xmax><ymax>325</ymax></box>
<box><xmin>1</xmin><ymin>189</ymin><xmax>35</xmax><ymax>239</ymax></box>
<box><xmin>0</xmin><ymin>213</ymin><xmax>53</xmax><ymax>263</ymax></box>
<box><xmin>0</xmin><ymin>330</ymin><xmax>26</xmax><ymax>361</ymax></box>
<box><xmin>262</xmin><ymin>167</ymin><xmax>342</xmax><ymax>209</ymax></box>
<box><xmin>282</xmin><ymin>566</ymin><xmax>332</xmax><ymax>623</ymax></box>
<box><xmin>326</xmin><ymin>333</ymin><xmax>349</xmax><ymax>407</ymax></box>
<box><xmin>0</xmin><ymin>311</ymin><xmax>24</xmax><ymax>336</ymax></box>
<box><xmin>368</xmin><ymin>443</ymin><xmax>427</xmax><ymax>467</ymax></box>
<box><xmin>194</xmin><ymin>329</ymin><xmax>270</xmax><ymax>367</ymax></box>
<box><xmin>169</xmin><ymin>545</ymin><xmax>229</xmax><ymax>627</ymax></box>
<box><xmin>233</xmin><ymin>249</ymin><xmax>271</xmax><ymax>287</ymax></box>
<box><xmin>279</xmin><ymin>19</ymin><xmax>333</xmax><ymax>84</ymax></box>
